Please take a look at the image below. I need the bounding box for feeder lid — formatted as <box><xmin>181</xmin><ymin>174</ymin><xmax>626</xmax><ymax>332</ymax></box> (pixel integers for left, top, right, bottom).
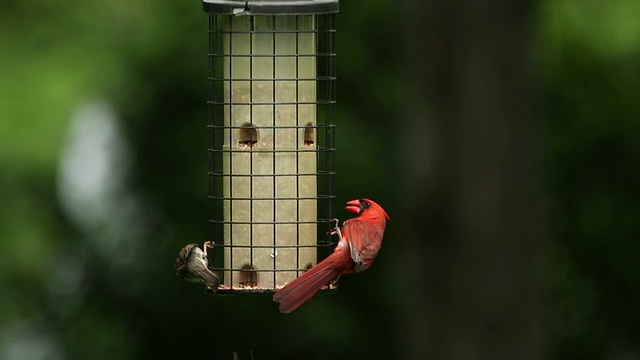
<box><xmin>203</xmin><ymin>0</ymin><xmax>339</xmax><ymax>15</ymax></box>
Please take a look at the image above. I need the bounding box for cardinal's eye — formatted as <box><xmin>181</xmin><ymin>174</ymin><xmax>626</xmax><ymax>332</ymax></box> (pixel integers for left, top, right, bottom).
<box><xmin>361</xmin><ymin>200</ymin><xmax>371</xmax><ymax>209</ymax></box>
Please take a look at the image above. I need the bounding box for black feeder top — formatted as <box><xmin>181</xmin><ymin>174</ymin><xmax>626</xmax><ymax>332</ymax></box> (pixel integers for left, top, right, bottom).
<box><xmin>203</xmin><ymin>0</ymin><xmax>339</xmax><ymax>15</ymax></box>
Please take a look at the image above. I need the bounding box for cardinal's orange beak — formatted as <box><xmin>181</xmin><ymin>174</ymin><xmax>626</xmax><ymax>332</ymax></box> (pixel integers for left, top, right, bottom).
<box><xmin>345</xmin><ymin>199</ymin><xmax>361</xmax><ymax>214</ymax></box>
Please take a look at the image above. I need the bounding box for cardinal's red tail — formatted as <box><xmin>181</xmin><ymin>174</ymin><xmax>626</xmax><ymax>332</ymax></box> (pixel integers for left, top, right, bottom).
<box><xmin>273</xmin><ymin>250</ymin><xmax>350</xmax><ymax>313</ymax></box>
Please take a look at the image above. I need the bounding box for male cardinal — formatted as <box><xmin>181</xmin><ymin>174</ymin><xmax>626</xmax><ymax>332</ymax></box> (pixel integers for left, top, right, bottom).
<box><xmin>175</xmin><ymin>241</ymin><xmax>220</xmax><ymax>292</ymax></box>
<box><xmin>273</xmin><ymin>198</ymin><xmax>389</xmax><ymax>313</ymax></box>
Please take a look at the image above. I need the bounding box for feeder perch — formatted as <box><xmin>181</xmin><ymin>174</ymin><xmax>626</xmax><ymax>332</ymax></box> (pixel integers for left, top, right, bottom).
<box><xmin>205</xmin><ymin>0</ymin><xmax>339</xmax><ymax>294</ymax></box>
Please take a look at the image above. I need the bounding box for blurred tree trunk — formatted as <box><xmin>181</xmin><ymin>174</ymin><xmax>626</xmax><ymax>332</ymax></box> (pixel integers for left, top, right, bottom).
<box><xmin>398</xmin><ymin>1</ymin><xmax>541</xmax><ymax>360</ymax></box>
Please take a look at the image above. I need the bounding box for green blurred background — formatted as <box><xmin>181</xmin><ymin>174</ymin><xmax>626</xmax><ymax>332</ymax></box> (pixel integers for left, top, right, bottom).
<box><xmin>2</xmin><ymin>0</ymin><xmax>640</xmax><ymax>359</ymax></box>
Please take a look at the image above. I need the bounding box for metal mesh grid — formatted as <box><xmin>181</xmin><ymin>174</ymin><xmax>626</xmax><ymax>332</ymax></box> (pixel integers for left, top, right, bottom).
<box><xmin>207</xmin><ymin>13</ymin><xmax>336</xmax><ymax>294</ymax></box>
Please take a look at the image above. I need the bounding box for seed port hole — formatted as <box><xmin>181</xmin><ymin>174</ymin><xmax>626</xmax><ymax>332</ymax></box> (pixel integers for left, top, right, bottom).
<box><xmin>238</xmin><ymin>264</ymin><xmax>258</xmax><ymax>288</ymax></box>
<box><xmin>303</xmin><ymin>122</ymin><xmax>315</xmax><ymax>146</ymax></box>
<box><xmin>304</xmin><ymin>263</ymin><xmax>313</xmax><ymax>272</ymax></box>
<box><xmin>238</xmin><ymin>123</ymin><xmax>258</xmax><ymax>148</ymax></box>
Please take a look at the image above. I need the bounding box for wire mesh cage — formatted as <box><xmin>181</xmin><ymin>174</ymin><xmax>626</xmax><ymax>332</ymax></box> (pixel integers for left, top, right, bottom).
<box><xmin>204</xmin><ymin>0</ymin><xmax>339</xmax><ymax>294</ymax></box>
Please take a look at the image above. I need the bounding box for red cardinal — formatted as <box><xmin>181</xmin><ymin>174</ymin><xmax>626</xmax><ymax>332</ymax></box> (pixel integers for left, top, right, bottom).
<box><xmin>273</xmin><ymin>198</ymin><xmax>389</xmax><ymax>313</ymax></box>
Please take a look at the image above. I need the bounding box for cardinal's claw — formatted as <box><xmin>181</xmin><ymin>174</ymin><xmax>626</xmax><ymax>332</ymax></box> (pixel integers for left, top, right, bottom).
<box><xmin>329</xmin><ymin>218</ymin><xmax>343</xmax><ymax>240</ymax></box>
<box><xmin>326</xmin><ymin>219</ymin><xmax>338</xmax><ymax>234</ymax></box>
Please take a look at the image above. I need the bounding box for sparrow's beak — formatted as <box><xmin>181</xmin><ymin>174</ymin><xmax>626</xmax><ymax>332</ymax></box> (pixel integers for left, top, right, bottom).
<box><xmin>345</xmin><ymin>199</ymin><xmax>361</xmax><ymax>214</ymax></box>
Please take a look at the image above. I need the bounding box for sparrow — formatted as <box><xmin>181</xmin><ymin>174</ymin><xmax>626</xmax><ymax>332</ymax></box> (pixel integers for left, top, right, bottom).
<box><xmin>175</xmin><ymin>241</ymin><xmax>220</xmax><ymax>292</ymax></box>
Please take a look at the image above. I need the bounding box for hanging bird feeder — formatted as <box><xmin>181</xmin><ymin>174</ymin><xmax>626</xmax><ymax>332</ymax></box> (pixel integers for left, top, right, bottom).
<box><xmin>205</xmin><ymin>0</ymin><xmax>339</xmax><ymax>294</ymax></box>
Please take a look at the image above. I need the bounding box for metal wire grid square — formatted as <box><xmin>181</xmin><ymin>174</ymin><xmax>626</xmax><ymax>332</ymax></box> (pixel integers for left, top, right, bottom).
<box><xmin>207</xmin><ymin>13</ymin><xmax>336</xmax><ymax>293</ymax></box>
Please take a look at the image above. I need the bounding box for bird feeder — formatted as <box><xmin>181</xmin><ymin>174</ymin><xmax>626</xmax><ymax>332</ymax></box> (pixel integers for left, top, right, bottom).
<box><xmin>205</xmin><ymin>0</ymin><xmax>339</xmax><ymax>294</ymax></box>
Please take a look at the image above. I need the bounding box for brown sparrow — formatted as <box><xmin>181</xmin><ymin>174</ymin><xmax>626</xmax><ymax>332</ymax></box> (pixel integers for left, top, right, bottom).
<box><xmin>175</xmin><ymin>241</ymin><xmax>220</xmax><ymax>292</ymax></box>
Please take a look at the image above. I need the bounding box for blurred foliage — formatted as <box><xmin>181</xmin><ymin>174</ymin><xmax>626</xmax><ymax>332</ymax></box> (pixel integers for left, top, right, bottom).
<box><xmin>1</xmin><ymin>0</ymin><xmax>639</xmax><ymax>359</ymax></box>
<box><xmin>537</xmin><ymin>0</ymin><xmax>640</xmax><ymax>359</ymax></box>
